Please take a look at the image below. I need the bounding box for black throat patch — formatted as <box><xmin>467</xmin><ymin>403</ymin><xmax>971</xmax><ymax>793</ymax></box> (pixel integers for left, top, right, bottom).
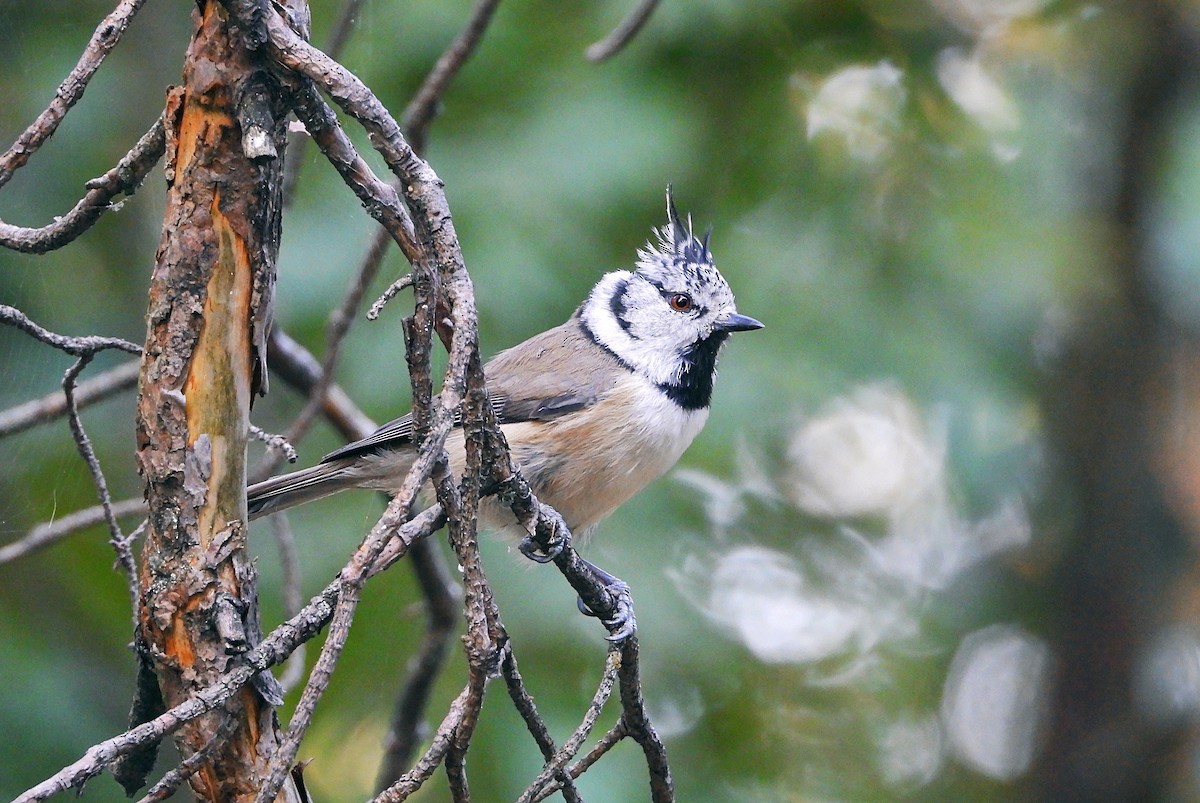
<box><xmin>659</xmin><ymin>331</ymin><xmax>728</xmax><ymax>411</ymax></box>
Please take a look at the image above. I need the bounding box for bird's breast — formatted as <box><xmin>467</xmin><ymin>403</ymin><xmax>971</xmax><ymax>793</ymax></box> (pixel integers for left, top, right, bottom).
<box><xmin>501</xmin><ymin>375</ymin><xmax>708</xmax><ymax>535</ymax></box>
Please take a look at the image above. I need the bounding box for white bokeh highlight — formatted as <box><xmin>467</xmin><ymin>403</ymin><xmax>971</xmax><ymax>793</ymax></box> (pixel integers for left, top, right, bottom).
<box><xmin>804</xmin><ymin>61</ymin><xmax>906</xmax><ymax>163</ymax></box>
<box><xmin>940</xmin><ymin>624</ymin><xmax>1051</xmax><ymax>780</ymax></box>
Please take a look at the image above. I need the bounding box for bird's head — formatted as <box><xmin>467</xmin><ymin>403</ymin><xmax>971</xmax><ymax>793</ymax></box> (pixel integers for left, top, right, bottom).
<box><xmin>579</xmin><ymin>189</ymin><xmax>762</xmax><ymax>407</ymax></box>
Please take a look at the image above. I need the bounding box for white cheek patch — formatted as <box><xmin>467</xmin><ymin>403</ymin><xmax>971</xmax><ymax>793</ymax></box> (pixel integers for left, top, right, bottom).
<box><xmin>581</xmin><ymin>272</ymin><xmax>683</xmax><ymax>387</ymax></box>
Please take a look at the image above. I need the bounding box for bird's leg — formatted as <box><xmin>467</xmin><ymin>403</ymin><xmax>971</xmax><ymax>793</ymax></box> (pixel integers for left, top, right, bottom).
<box><xmin>576</xmin><ymin>558</ymin><xmax>636</xmax><ymax>643</ymax></box>
<box><xmin>501</xmin><ymin>490</ymin><xmax>635</xmax><ymax>640</ymax></box>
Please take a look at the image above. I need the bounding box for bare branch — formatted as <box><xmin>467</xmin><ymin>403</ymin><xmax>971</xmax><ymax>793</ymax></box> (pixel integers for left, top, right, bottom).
<box><xmin>0</xmin><ymin>0</ymin><xmax>151</xmax><ymax>189</ymax></box>
<box><xmin>253</xmin><ymin>449</ymin><xmax>457</xmax><ymax>803</ymax></box>
<box><xmin>354</xmin><ymin>0</ymin><xmax>504</xmax><ymax>325</ymax></box>
<box><xmin>267</xmin><ymin>328</ymin><xmax>378</xmax><ymax>438</ymax></box>
<box><xmin>281</xmin><ymin>0</ymin><xmax>367</xmax><ymax>205</ymax></box>
<box><xmin>271</xmin><ymin>513</ymin><xmax>307</xmax><ymax>693</ymax></box>
<box><xmin>617</xmin><ymin>636</ymin><xmax>673</xmax><ymax>801</ymax></box>
<box><xmin>245</xmin><ymin>2</ymin><xmax>470</xmax><ymax>287</ymax></box>
<box><xmin>375</xmin><ymin>536</ymin><xmax>461</xmax><ymax>790</ymax></box>
<box><xmin>133</xmin><ymin>712</ymin><xmax>239</xmax><ymax>803</ymax></box>
<box><xmin>368</xmin><ymin>271</ymin><xmax>413</xmax><ymax>320</ymax></box>
<box><xmin>0</xmin><ymin>306</ymin><xmax>143</xmax><ymax>608</ymax></box>
<box><xmin>0</xmin><ymin>115</ymin><xmax>166</xmax><ymax>253</ymax></box>
<box><xmin>374</xmin><ymin>679</ymin><xmax>485</xmax><ymax>803</ymax></box>
<box><xmin>16</xmin><ymin>504</ymin><xmax>444</xmax><ymax>803</ymax></box>
<box><xmin>515</xmin><ymin>648</ymin><xmax>620</xmax><ymax>802</ymax></box>
<box><xmin>0</xmin><ymin>496</ymin><xmax>145</xmax><ymax>565</ymax></box>
<box><xmin>285</xmin><ymin>81</ymin><xmax>421</xmax><ymax>262</ymax></box>
<box><xmin>0</xmin><ymin>358</ymin><xmax>140</xmax><ymax>438</ymax></box>
<box><xmin>532</xmin><ymin>720</ymin><xmax>630</xmax><ymax>803</ymax></box>
<box><xmin>249</xmin><ymin>423</ymin><xmax>298</xmax><ymax>464</ymax></box>
<box><xmin>585</xmin><ymin>0</ymin><xmax>662</xmax><ymax>62</ymax></box>
<box><xmin>503</xmin><ymin>649</ymin><xmax>584</xmax><ymax>803</ymax></box>
<box><xmin>62</xmin><ymin>353</ymin><xmax>139</xmax><ymax>620</ymax></box>
<box><xmin>267</xmin><ymin>326</ymin><xmax>463</xmax><ymax>795</ymax></box>
<box><xmin>0</xmin><ymin>305</ymin><xmax>141</xmax><ymax>356</ymax></box>
<box><xmin>401</xmin><ymin>0</ymin><xmax>503</xmax><ymax>154</ymax></box>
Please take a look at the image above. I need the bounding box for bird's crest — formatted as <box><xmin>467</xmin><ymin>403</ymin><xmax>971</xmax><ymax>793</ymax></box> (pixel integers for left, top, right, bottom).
<box><xmin>637</xmin><ymin>186</ymin><xmax>714</xmax><ymax>273</ymax></box>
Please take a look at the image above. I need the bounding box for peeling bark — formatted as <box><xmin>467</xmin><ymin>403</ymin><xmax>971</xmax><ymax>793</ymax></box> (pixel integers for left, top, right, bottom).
<box><xmin>134</xmin><ymin>3</ymin><xmax>295</xmax><ymax>800</ymax></box>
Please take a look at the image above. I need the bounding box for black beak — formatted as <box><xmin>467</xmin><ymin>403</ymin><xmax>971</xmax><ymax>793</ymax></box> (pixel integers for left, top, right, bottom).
<box><xmin>715</xmin><ymin>312</ymin><xmax>764</xmax><ymax>333</ymax></box>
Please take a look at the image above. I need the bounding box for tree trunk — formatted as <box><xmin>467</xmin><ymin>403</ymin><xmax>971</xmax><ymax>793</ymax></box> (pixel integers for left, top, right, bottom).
<box><xmin>134</xmin><ymin>2</ymin><xmax>296</xmax><ymax>799</ymax></box>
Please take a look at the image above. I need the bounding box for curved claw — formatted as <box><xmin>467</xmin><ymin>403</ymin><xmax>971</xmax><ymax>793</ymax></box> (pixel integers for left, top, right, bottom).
<box><xmin>576</xmin><ymin>565</ymin><xmax>636</xmax><ymax>642</ymax></box>
<box><xmin>518</xmin><ymin>534</ymin><xmax>563</xmax><ymax>564</ymax></box>
<box><xmin>601</xmin><ymin>590</ymin><xmax>637</xmax><ymax>643</ymax></box>
<box><xmin>518</xmin><ymin>506</ymin><xmax>571</xmax><ymax>564</ymax></box>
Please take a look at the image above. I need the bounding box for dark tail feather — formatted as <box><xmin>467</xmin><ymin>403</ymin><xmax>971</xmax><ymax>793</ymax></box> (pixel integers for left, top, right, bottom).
<box><xmin>247</xmin><ymin>461</ymin><xmax>358</xmax><ymax>520</ymax></box>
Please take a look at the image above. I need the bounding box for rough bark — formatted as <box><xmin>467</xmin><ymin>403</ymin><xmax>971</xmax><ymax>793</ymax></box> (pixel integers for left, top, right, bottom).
<box><xmin>133</xmin><ymin>3</ymin><xmax>296</xmax><ymax>800</ymax></box>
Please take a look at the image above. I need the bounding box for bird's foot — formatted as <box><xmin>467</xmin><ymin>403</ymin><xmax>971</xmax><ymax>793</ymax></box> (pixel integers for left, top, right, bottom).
<box><xmin>517</xmin><ymin>504</ymin><xmax>571</xmax><ymax>564</ymax></box>
<box><xmin>576</xmin><ymin>559</ymin><xmax>636</xmax><ymax>643</ymax></box>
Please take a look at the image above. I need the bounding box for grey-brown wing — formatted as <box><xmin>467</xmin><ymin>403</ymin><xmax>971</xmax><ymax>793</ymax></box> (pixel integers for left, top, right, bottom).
<box><xmin>319</xmin><ymin>317</ymin><xmax>623</xmax><ymax>464</ymax></box>
<box><xmin>319</xmin><ymin>396</ymin><xmax>501</xmax><ymax>464</ymax></box>
<box><xmin>483</xmin><ymin>315</ymin><xmax>625</xmax><ymax>422</ymax></box>
<box><xmin>319</xmin><ymin>413</ymin><xmax>416</xmax><ymax>463</ymax></box>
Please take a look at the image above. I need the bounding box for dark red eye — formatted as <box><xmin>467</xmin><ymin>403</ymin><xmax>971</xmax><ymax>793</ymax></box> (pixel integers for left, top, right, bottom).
<box><xmin>668</xmin><ymin>293</ymin><xmax>693</xmax><ymax>312</ymax></box>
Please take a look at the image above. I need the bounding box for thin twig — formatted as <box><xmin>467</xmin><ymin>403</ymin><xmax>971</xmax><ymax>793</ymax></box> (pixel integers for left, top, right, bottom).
<box><xmin>0</xmin><ymin>306</ymin><xmax>143</xmax><ymax>613</ymax></box>
<box><xmin>401</xmin><ymin>0</ymin><xmax>503</xmax><ymax>154</ymax></box>
<box><xmin>0</xmin><ymin>305</ymin><xmax>141</xmax><ymax>356</ymax></box>
<box><xmin>368</xmin><ymin>0</ymin><xmax>502</xmax><ymax>319</ymax></box>
<box><xmin>503</xmin><ymin>648</ymin><xmax>584</xmax><ymax>803</ymax></box>
<box><xmin>531</xmin><ymin>720</ymin><xmax>630</xmax><ymax>803</ymax></box>
<box><xmin>374</xmin><ymin>679</ymin><xmax>485</xmax><ymax>803</ymax></box>
<box><xmin>617</xmin><ymin>635</ymin><xmax>673</xmax><ymax>801</ymax></box>
<box><xmin>367</xmin><ymin>271</ymin><xmax>413</xmax><ymax>320</ymax></box>
<box><xmin>62</xmin><ymin>353</ymin><xmax>139</xmax><ymax>621</ymax></box>
<box><xmin>374</xmin><ymin>536</ymin><xmax>461</xmax><ymax>790</ymax></box>
<box><xmin>249</xmin><ymin>423</ymin><xmax>297</xmax><ymax>464</ymax></box>
<box><xmin>516</xmin><ymin>648</ymin><xmax>621</xmax><ymax>802</ymax></box>
<box><xmin>0</xmin><ymin>115</ymin><xmax>166</xmax><ymax>253</ymax></box>
<box><xmin>0</xmin><ymin>496</ymin><xmax>145</xmax><ymax>565</ymax></box>
<box><xmin>285</xmin><ymin>80</ymin><xmax>421</xmax><ymax>263</ymax></box>
<box><xmin>0</xmin><ymin>358</ymin><xmax>140</xmax><ymax>438</ymax></box>
<box><xmin>15</xmin><ymin>504</ymin><xmax>444</xmax><ymax>803</ymax></box>
<box><xmin>0</xmin><ymin>0</ymin><xmax>151</xmax><ymax>190</ymax></box>
<box><xmin>438</xmin><ymin>459</ymin><xmax>490</xmax><ymax>803</ymax></box>
<box><xmin>271</xmin><ymin>513</ymin><xmax>307</xmax><ymax>693</ymax></box>
<box><xmin>281</xmin><ymin>0</ymin><xmax>368</xmax><ymax>205</ymax></box>
<box><xmin>133</xmin><ymin>712</ymin><xmax>239</xmax><ymax>803</ymax></box>
<box><xmin>252</xmin><ymin>444</ymin><xmax>457</xmax><ymax>803</ymax></box>
<box><xmin>585</xmin><ymin>0</ymin><xmax>662</xmax><ymax>62</ymax></box>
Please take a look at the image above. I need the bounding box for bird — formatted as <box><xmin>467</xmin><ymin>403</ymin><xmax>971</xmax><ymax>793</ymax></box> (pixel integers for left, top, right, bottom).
<box><xmin>247</xmin><ymin>189</ymin><xmax>763</xmax><ymax>554</ymax></box>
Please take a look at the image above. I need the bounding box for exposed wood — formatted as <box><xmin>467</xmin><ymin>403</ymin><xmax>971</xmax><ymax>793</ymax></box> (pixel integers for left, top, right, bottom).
<box><xmin>133</xmin><ymin>2</ymin><xmax>296</xmax><ymax>800</ymax></box>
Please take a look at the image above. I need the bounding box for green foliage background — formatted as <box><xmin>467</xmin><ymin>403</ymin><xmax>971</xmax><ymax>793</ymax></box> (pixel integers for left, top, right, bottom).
<box><xmin>0</xmin><ymin>1</ymin><xmax>1181</xmax><ymax>800</ymax></box>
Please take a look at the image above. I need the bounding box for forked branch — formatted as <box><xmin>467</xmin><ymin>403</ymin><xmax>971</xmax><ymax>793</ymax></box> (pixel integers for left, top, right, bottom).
<box><xmin>8</xmin><ymin>0</ymin><xmax>676</xmax><ymax>798</ymax></box>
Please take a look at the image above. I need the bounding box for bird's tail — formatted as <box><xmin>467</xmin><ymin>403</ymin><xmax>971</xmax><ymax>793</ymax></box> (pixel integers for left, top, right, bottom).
<box><xmin>246</xmin><ymin>460</ymin><xmax>358</xmax><ymax>520</ymax></box>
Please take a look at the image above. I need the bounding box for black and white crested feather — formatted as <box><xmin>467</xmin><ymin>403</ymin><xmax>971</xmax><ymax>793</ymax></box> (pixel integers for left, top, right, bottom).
<box><xmin>638</xmin><ymin>185</ymin><xmax>714</xmax><ymax>275</ymax></box>
<box><xmin>578</xmin><ymin>187</ymin><xmax>753</xmax><ymax>407</ymax></box>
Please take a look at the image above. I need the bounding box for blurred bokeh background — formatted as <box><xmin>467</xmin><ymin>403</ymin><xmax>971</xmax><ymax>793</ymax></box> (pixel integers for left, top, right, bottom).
<box><xmin>5</xmin><ymin>0</ymin><xmax>1200</xmax><ymax>799</ymax></box>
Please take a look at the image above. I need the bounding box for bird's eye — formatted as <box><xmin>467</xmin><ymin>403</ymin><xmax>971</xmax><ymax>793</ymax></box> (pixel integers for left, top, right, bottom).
<box><xmin>668</xmin><ymin>293</ymin><xmax>693</xmax><ymax>312</ymax></box>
